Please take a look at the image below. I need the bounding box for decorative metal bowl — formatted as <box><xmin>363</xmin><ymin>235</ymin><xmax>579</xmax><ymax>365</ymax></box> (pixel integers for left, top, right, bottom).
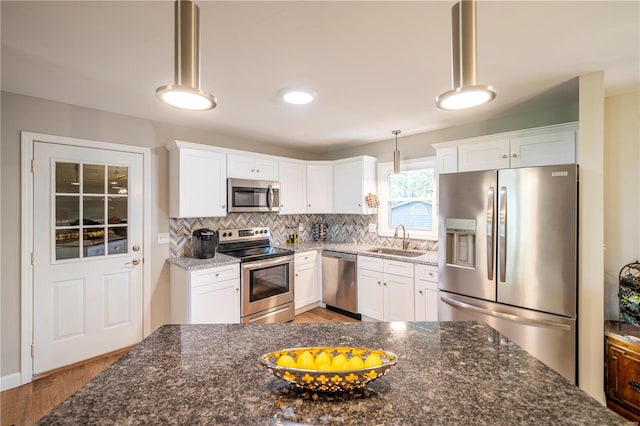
<box><xmin>260</xmin><ymin>346</ymin><xmax>397</xmax><ymax>392</ymax></box>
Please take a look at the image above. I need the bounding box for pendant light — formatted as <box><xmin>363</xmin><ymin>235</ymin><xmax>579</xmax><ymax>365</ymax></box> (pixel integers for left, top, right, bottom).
<box><xmin>156</xmin><ymin>0</ymin><xmax>217</xmax><ymax>111</ymax></box>
<box><xmin>392</xmin><ymin>130</ymin><xmax>401</xmax><ymax>174</ymax></box>
<box><xmin>435</xmin><ymin>0</ymin><xmax>495</xmax><ymax>110</ymax></box>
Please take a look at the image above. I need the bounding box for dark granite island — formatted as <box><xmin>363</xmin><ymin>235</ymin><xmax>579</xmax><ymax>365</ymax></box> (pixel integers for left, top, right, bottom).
<box><xmin>38</xmin><ymin>322</ymin><xmax>627</xmax><ymax>425</ymax></box>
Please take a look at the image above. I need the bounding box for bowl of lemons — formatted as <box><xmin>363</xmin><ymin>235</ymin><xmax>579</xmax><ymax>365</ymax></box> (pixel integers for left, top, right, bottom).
<box><xmin>260</xmin><ymin>347</ymin><xmax>397</xmax><ymax>392</ymax></box>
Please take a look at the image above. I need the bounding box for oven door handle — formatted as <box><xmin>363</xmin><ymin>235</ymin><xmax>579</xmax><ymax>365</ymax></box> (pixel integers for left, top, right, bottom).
<box><xmin>267</xmin><ymin>184</ymin><xmax>274</xmax><ymax>210</ymax></box>
<box><xmin>242</xmin><ymin>255</ymin><xmax>293</xmax><ymax>270</ymax></box>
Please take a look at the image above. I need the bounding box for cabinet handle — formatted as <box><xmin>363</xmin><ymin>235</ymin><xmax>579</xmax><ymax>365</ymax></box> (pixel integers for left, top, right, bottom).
<box><xmin>221</xmin><ymin>204</ymin><xmax>226</xmax><ymax>208</ymax></box>
<box><xmin>428</xmin><ymin>272</ymin><xmax>434</xmax><ymax>277</ymax></box>
<box><xmin>235</xmin><ymin>288</ymin><xmax>239</xmax><ymax>293</ymax></box>
<box><xmin>215</xmin><ymin>273</ymin><xmax>219</xmax><ymax>278</ymax></box>
<box><xmin>256</xmin><ymin>169</ymin><xmax>260</xmax><ymax>173</ymax></box>
<box><xmin>295</xmin><ymin>273</ymin><xmax>299</xmax><ymax>277</ymax></box>
<box><xmin>383</xmin><ymin>282</ymin><xmax>387</xmax><ymax>287</ymax></box>
<box><xmin>629</xmin><ymin>380</ymin><xmax>640</xmax><ymax>393</ymax></box>
<box><xmin>308</xmin><ymin>204</ymin><xmax>311</xmax><ymax>207</ymax></box>
<box><xmin>251</xmin><ymin>169</ymin><xmax>255</xmax><ymax>172</ymax></box>
<box><xmin>304</xmin><ymin>256</ymin><xmax>308</xmax><ymax>260</ymax></box>
<box><xmin>512</xmin><ymin>153</ymin><xmax>518</xmax><ymax>158</ymax></box>
<box><xmin>377</xmin><ymin>281</ymin><xmax>381</xmax><ymax>286</ymax></box>
<box><xmin>419</xmin><ymin>290</ymin><xmax>424</xmax><ymax>295</ymax></box>
<box><xmin>358</xmin><ymin>203</ymin><xmax>362</xmax><ymax>207</ymax></box>
<box><xmin>501</xmin><ymin>154</ymin><xmax>508</xmax><ymax>159</ymax></box>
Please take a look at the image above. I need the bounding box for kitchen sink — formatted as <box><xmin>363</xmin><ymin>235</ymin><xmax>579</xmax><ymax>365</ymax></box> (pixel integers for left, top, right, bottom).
<box><xmin>367</xmin><ymin>247</ymin><xmax>425</xmax><ymax>257</ymax></box>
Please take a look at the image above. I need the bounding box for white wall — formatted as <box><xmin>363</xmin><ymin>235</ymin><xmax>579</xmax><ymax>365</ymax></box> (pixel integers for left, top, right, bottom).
<box><xmin>604</xmin><ymin>91</ymin><xmax>640</xmax><ymax>319</ymax></box>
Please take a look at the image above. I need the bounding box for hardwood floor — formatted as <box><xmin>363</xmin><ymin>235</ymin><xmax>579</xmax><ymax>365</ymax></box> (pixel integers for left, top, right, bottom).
<box><xmin>1</xmin><ymin>307</ymin><xmax>355</xmax><ymax>425</ymax></box>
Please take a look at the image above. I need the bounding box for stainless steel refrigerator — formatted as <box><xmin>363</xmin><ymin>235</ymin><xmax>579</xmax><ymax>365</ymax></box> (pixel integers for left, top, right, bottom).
<box><xmin>438</xmin><ymin>164</ymin><xmax>578</xmax><ymax>383</ymax></box>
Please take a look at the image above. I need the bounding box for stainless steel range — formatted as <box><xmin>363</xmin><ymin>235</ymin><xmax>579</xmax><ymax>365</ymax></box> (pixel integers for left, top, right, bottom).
<box><xmin>217</xmin><ymin>227</ymin><xmax>295</xmax><ymax>324</ymax></box>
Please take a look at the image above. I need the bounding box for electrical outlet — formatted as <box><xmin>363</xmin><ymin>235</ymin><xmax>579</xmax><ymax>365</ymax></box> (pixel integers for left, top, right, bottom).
<box><xmin>298</xmin><ymin>223</ymin><xmax>304</xmax><ymax>231</ymax></box>
<box><xmin>157</xmin><ymin>233</ymin><xmax>170</xmax><ymax>244</ymax></box>
<box><xmin>368</xmin><ymin>223</ymin><xmax>377</xmax><ymax>233</ymax></box>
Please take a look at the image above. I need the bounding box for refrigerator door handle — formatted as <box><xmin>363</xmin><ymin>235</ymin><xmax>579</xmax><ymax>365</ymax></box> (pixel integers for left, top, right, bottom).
<box><xmin>440</xmin><ymin>296</ymin><xmax>572</xmax><ymax>331</ymax></box>
<box><xmin>498</xmin><ymin>186</ymin><xmax>508</xmax><ymax>282</ymax></box>
<box><xmin>486</xmin><ymin>187</ymin><xmax>495</xmax><ymax>281</ymax></box>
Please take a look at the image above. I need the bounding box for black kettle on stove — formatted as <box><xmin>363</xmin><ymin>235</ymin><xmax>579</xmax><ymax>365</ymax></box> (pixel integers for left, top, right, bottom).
<box><xmin>192</xmin><ymin>228</ymin><xmax>218</xmax><ymax>259</ymax></box>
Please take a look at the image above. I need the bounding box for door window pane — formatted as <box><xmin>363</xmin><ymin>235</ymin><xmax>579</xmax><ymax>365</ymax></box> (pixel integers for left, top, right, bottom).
<box><xmin>108</xmin><ymin>166</ymin><xmax>128</xmax><ymax>195</ymax></box>
<box><xmin>108</xmin><ymin>197</ymin><xmax>127</xmax><ymax>224</ymax></box>
<box><xmin>83</xmin><ymin>164</ymin><xmax>105</xmax><ymax>194</ymax></box>
<box><xmin>56</xmin><ymin>229</ymin><xmax>80</xmax><ymax>260</ymax></box>
<box><xmin>108</xmin><ymin>227</ymin><xmax>128</xmax><ymax>255</ymax></box>
<box><xmin>83</xmin><ymin>228</ymin><xmax>105</xmax><ymax>257</ymax></box>
<box><xmin>83</xmin><ymin>196</ymin><xmax>105</xmax><ymax>225</ymax></box>
<box><xmin>56</xmin><ymin>162</ymin><xmax>80</xmax><ymax>193</ymax></box>
<box><xmin>56</xmin><ymin>196</ymin><xmax>80</xmax><ymax>226</ymax></box>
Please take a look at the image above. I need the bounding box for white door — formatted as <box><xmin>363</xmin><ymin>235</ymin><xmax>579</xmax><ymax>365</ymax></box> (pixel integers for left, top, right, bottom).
<box><xmin>33</xmin><ymin>141</ymin><xmax>144</xmax><ymax>374</ymax></box>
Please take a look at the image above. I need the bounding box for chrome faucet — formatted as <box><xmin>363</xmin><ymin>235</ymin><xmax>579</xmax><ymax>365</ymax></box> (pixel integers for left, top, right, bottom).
<box><xmin>393</xmin><ymin>224</ymin><xmax>410</xmax><ymax>250</ymax></box>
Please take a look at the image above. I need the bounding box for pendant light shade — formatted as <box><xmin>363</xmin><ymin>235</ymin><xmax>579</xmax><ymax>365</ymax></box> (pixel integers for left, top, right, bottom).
<box><xmin>436</xmin><ymin>0</ymin><xmax>495</xmax><ymax>110</ymax></box>
<box><xmin>156</xmin><ymin>0</ymin><xmax>217</xmax><ymax>111</ymax></box>
<box><xmin>392</xmin><ymin>130</ymin><xmax>401</xmax><ymax>174</ymax></box>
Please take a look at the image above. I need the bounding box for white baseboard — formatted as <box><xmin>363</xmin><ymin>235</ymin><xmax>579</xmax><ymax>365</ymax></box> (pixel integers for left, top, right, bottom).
<box><xmin>1</xmin><ymin>372</ymin><xmax>23</xmax><ymax>391</ymax></box>
<box><xmin>294</xmin><ymin>301</ymin><xmax>322</xmax><ymax>316</ymax></box>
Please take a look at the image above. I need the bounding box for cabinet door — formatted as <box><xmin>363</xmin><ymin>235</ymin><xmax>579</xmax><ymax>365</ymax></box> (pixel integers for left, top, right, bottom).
<box><xmin>384</xmin><ymin>273</ymin><xmax>414</xmax><ymax>321</ymax></box>
<box><xmin>415</xmin><ymin>282</ymin><xmax>439</xmax><ymax>321</ymax></box>
<box><xmin>227</xmin><ymin>154</ymin><xmax>256</xmax><ymax>179</ymax></box>
<box><xmin>333</xmin><ymin>160</ymin><xmax>364</xmax><ymax>214</ymax></box>
<box><xmin>510</xmin><ymin>129</ymin><xmax>575</xmax><ymax>168</ymax></box>
<box><xmin>254</xmin><ymin>158</ymin><xmax>279</xmax><ymax>180</ymax></box>
<box><xmin>191</xmin><ymin>279</ymin><xmax>240</xmax><ymax>324</ymax></box>
<box><xmin>170</xmin><ymin>148</ymin><xmax>226</xmax><ymax>218</ymax></box>
<box><xmin>295</xmin><ymin>265</ymin><xmax>316</xmax><ymax>309</ymax></box>
<box><xmin>357</xmin><ymin>268</ymin><xmax>384</xmax><ymax>320</ymax></box>
<box><xmin>436</xmin><ymin>146</ymin><xmax>458</xmax><ymax>174</ymax></box>
<box><xmin>458</xmin><ymin>138</ymin><xmax>510</xmax><ymax>172</ymax></box>
<box><xmin>279</xmin><ymin>161</ymin><xmax>307</xmax><ymax>214</ymax></box>
<box><xmin>306</xmin><ymin>164</ymin><xmax>333</xmax><ymax>213</ymax></box>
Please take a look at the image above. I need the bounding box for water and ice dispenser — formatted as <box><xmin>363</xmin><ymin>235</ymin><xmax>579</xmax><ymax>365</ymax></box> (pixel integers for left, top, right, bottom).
<box><xmin>445</xmin><ymin>219</ymin><xmax>476</xmax><ymax>269</ymax></box>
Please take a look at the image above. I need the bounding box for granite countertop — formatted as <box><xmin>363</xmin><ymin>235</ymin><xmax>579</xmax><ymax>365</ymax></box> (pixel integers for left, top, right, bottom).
<box><xmin>167</xmin><ymin>252</ymin><xmax>240</xmax><ymax>270</ymax></box>
<box><xmin>38</xmin><ymin>322</ymin><xmax>628</xmax><ymax>425</ymax></box>
<box><xmin>169</xmin><ymin>241</ymin><xmax>438</xmax><ymax>271</ymax></box>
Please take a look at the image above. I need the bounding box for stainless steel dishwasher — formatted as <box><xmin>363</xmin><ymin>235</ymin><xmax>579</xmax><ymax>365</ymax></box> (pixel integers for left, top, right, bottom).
<box><xmin>322</xmin><ymin>251</ymin><xmax>360</xmax><ymax>319</ymax></box>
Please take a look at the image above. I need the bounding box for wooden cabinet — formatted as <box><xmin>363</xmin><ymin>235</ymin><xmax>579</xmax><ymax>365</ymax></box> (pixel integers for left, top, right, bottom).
<box><xmin>294</xmin><ymin>251</ymin><xmax>320</xmax><ymax>313</ymax></box>
<box><xmin>333</xmin><ymin>156</ymin><xmax>377</xmax><ymax>214</ymax></box>
<box><xmin>278</xmin><ymin>161</ymin><xmax>307</xmax><ymax>214</ymax></box>
<box><xmin>414</xmin><ymin>264</ymin><xmax>439</xmax><ymax>321</ymax></box>
<box><xmin>605</xmin><ymin>321</ymin><xmax>640</xmax><ymax>422</ymax></box>
<box><xmin>357</xmin><ymin>256</ymin><xmax>414</xmax><ymax>321</ymax></box>
<box><xmin>227</xmin><ymin>154</ymin><xmax>278</xmax><ymax>180</ymax></box>
<box><xmin>306</xmin><ymin>163</ymin><xmax>333</xmax><ymax>213</ymax></box>
<box><xmin>167</xmin><ymin>142</ymin><xmax>227</xmax><ymax>218</ymax></box>
<box><xmin>434</xmin><ymin>122</ymin><xmax>578</xmax><ymax>173</ymax></box>
<box><xmin>170</xmin><ymin>264</ymin><xmax>240</xmax><ymax>324</ymax></box>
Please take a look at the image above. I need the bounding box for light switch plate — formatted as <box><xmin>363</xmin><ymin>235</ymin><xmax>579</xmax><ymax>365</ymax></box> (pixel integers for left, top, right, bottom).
<box><xmin>157</xmin><ymin>233</ymin><xmax>170</xmax><ymax>244</ymax></box>
<box><xmin>368</xmin><ymin>223</ymin><xmax>377</xmax><ymax>233</ymax></box>
<box><xmin>298</xmin><ymin>223</ymin><xmax>304</xmax><ymax>231</ymax></box>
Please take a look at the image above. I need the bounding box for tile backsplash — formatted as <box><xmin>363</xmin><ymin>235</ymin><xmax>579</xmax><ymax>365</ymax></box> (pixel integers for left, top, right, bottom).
<box><xmin>170</xmin><ymin>213</ymin><xmax>438</xmax><ymax>258</ymax></box>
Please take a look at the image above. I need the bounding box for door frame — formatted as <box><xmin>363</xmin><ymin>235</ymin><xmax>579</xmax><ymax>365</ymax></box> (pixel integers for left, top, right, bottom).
<box><xmin>20</xmin><ymin>131</ymin><xmax>151</xmax><ymax>385</ymax></box>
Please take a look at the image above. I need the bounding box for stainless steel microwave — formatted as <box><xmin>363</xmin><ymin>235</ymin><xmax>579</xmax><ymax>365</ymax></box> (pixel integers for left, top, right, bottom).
<box><xmin>227</xmin><ymin>179</ymin><xmax>280</xmax><ymax>213</ymax></box>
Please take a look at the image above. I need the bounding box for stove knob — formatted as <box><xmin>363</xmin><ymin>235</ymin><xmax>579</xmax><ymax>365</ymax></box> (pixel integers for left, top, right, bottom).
<box><xmin>228</xmin><ymin>231</ymin><xmax>233</xmax><ymax>237</ymax></box>
<box><xmin>222</xmin><ymin>232</ymin><xmax>227</xmax><ymax>237</ymax></box>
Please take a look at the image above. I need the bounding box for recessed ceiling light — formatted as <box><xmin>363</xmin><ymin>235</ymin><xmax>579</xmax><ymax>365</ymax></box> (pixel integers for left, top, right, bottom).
<box><xmin>282</xmin><ymin>90</ymin><xmax>314</xmax><ymax>105</ymax></box>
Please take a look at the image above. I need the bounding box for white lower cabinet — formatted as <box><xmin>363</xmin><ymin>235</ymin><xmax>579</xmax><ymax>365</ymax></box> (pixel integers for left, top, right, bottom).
<box><xmin>170</xmin><ymin>263</ymin><xmax>240</xmax><ymax>324</ymax></box>
<box><xmin>357</xmin><ymin>256</ymin><xmax>414</xmax><ymax>321</ymax></box>
<box><xmin>294</xmin><ymin>251</ymin><xmax>320</xmax><ymax>313</ymax></box>
<box><xmin>415</xmin><ymin>264</ymin><xmax>439</xmax><ymax>321</ymax></box>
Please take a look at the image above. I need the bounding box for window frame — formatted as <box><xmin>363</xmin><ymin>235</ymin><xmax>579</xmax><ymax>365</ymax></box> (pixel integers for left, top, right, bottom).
<box><xmin>377</xmin><ymin>157</ymin><xmax>438</xmax><ymax>240</ymax></box>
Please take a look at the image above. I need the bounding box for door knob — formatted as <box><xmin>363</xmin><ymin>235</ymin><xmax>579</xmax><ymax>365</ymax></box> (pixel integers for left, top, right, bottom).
<box><xmin>132</xmin><ymin>244</ymin><xmax>140</xmax><ymax>252</ymax></box>
<box><xmin>127</xmin><ymin>259</ymin><xmax>141</xmax><ymax>266</ymax></box>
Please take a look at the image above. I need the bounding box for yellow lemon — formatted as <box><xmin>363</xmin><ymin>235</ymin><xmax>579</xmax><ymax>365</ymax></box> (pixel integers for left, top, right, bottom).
<box><xmin>347</xmin><ymin>355</ymin><xmax>364</xmax><ymax>370</ymax></box>
<box><xmin>277</xmin><ymin>355</ymin><xmax>296</xmax><ymax>368</ymax></box>
<box><xmin>296</xmin><ymin>351</ymin><xmax>315</xmax><ymax>370</ymax></box>
<box><xmin>364</xmin><ymin>354</ymin><xmax>382</xmax><ymax>368</ymax></box>
<box><xmin>314</xmin><ymin>351</ymin><xmax>331</xmax><ymax>370</ymax></box>
<box><xmin>330</xmin><ymin>353</ymin><xmax>348</xmax><ymax>370</ymax></box>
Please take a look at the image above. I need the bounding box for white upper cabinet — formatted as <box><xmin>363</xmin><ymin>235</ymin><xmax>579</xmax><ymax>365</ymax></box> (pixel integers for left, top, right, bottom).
<box><xmin>167</xmin><ymin>142</ymin><xmax>227</xmax><ymax>218</ymax></box>
<box><xmin>306</xmin><ymin>163</ymin><xmax>333</xmax><ymax>214</ymax></box>
<box><xmin>227</xmin><ymin>154</ymin><xmax>278</xmax><ymax>181</ymax></box>
<box><xmin>434</xmin><ymin>122</ymin><xmax>578</xmax><ymax>173</ymax></box>
<box><xmin>332</xmin><ymin>156</ymin><xmax>377</xmax><ymax>214</ymax></box>
<box><xmin>278</xmin><ymin>160</ymin><xmax>307</xmax><ymax>215</ymax></box>
<box><xmin>510</xmin><ymin>128</ymin><xmax>576</xmax><ymax>168</ymax></box>
<box><xmin>458</xmin><ymin>137</ymin><xmax>510</xmax><ymax>172</ymax></box>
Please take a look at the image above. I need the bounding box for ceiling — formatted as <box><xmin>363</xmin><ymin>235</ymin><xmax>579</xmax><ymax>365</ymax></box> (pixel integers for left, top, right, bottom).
<box><xmin>2</xmin><ymin>1</ymin><xmax>638</xmax><ymax>154</ymax></box>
